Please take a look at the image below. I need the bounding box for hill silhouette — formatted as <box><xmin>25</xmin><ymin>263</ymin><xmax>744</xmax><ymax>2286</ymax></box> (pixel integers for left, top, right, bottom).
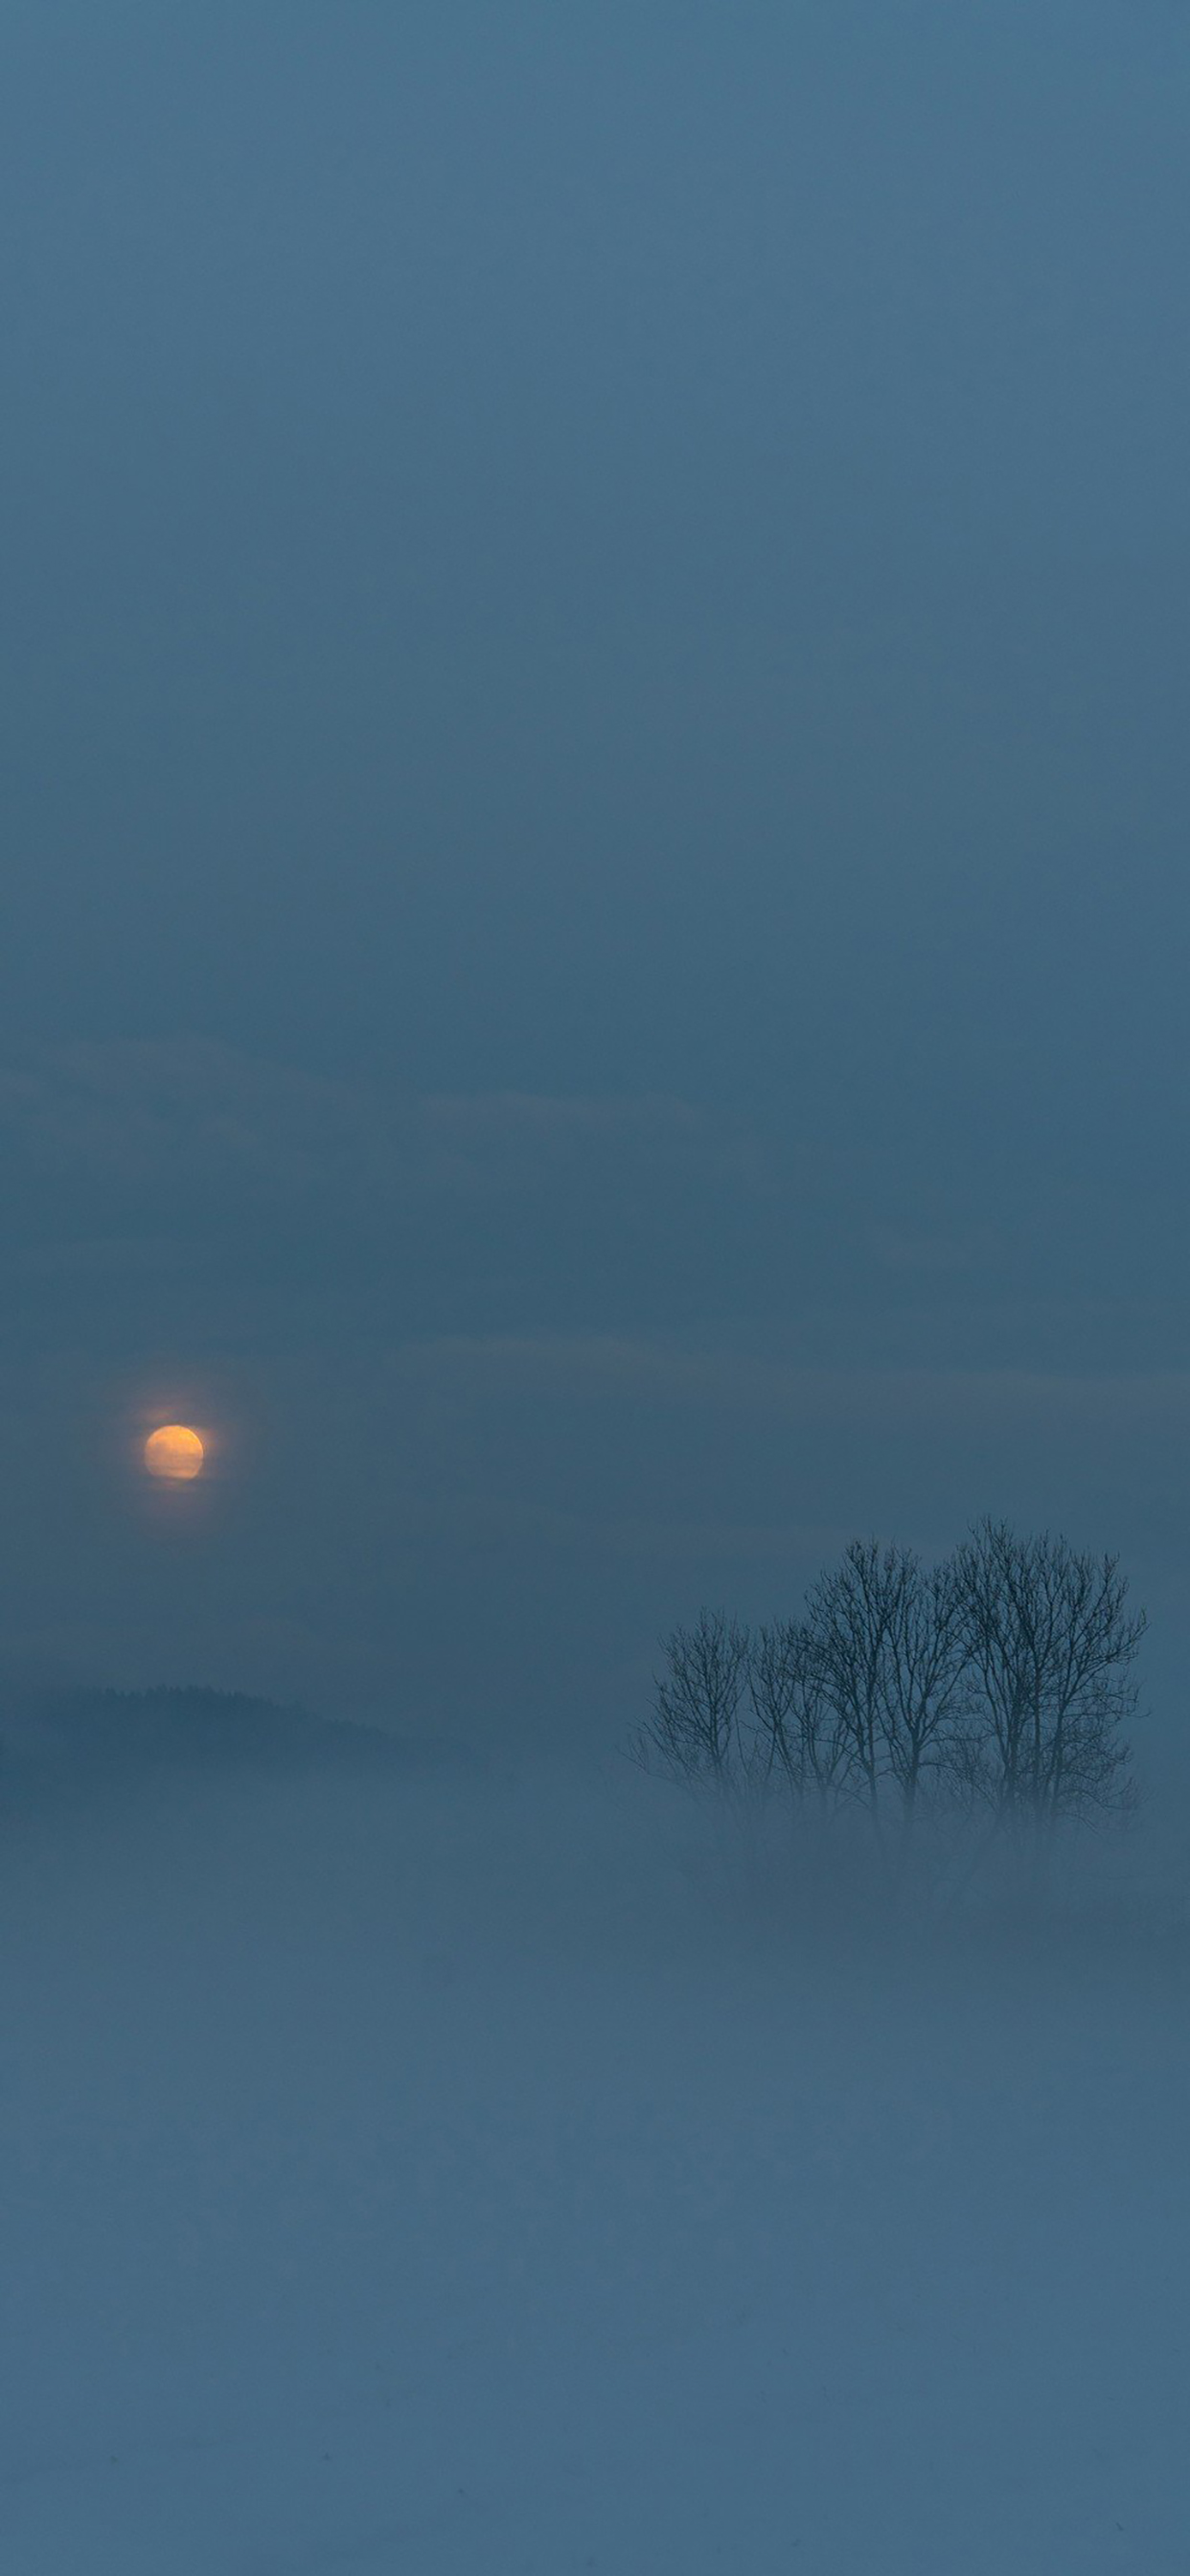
<box><xmin>2</xmin><ymin>1684</ymin><xmax>400</xmax><ymax>1795</ymax></box>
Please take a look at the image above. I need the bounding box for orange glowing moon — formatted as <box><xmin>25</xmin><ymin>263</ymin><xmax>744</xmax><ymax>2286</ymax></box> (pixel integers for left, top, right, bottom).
<box><xmin>144</xmin><ymin>1423</ymin><xmax>205</xmax><ymax>1482</ymax></box>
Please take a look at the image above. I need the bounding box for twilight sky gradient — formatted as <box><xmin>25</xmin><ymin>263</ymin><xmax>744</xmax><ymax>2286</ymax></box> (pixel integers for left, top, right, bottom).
<box><xmin>2</xmin><ymin>1</ymin><xmax>1188</xmax><ymax>1746</ymax></box>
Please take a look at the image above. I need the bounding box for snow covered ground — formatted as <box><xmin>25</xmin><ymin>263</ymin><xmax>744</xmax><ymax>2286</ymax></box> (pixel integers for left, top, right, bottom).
<box><xmin>1</xmin><ymin>1752</ymin><xmax>1186</xmax><ymax>2573</ymax></box>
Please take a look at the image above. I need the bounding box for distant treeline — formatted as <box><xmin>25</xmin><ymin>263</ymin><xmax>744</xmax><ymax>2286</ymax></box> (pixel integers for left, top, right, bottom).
<box><xmin>633</xmin><ymin>1519</ymin><xmax>1144</xmax><ymax>1840</ymax></box>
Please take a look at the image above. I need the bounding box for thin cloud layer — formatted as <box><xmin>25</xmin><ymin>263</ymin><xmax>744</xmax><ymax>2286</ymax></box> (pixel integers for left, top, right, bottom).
<box><xmin>0</xmin><ymin>1041</ymin><xmax>749</xmax><ymax>1214</ymax></box>
<box><xmin>387</xmin><ymin>1328</ymin><xmax>1190</xmax><ymax>1438</ymax></box>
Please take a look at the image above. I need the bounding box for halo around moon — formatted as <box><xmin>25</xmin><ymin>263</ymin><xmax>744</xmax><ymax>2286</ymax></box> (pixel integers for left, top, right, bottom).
<box><xmin>145</xmin><ymin>1423</ymin><xmax>205</xmax><ymax>1482</ymax></box>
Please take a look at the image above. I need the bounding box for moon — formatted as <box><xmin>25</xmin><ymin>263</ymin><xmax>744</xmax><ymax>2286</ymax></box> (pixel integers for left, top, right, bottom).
<box><xmin>144</xmin><ymin>1423</ymin><xmax>205</xmax><ymax>1482</ymax></box>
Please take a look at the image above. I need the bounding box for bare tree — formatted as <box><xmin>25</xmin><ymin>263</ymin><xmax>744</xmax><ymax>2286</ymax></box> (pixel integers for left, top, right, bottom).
<box><xmin>747</xmin><ymin>1619</ymin><xmax>851</xmax><ymax>1810</ymax></box>
<box><xmin>881</xmin><ymin>1553</ymin><xmax>971</xmax><ymax>1829</ymax></box>
<box><xmin>800</xmin><ymin>1539</ymin><xmax>971</xmax><ymax>1835</ymax></box>
<box><xmin>801</xmin><ymin>1540</ymin><xmax>907</xmax><ymax>1821</ymax></box>
<box><xmin>951</xmin><ymin>1518</ymin><xmax>1143</xmax><ymax>1833</ymax></box>
<box><xmin>633</xmin><ymin>1609</ymin><xmax>751</xmax><ymax>1795</ymax></box>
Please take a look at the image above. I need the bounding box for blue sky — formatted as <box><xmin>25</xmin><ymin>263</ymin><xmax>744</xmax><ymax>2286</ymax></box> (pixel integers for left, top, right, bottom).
<box><xmin>1</xmin><ymin>1</ymin><xmax>1187</xmax><ymax>1746</ymax></box>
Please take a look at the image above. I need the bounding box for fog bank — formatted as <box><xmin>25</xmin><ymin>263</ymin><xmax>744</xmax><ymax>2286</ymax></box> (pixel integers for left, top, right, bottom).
<box><xmin>2</xmin><ymin>1752</ymin><xmax>1186</xmax><ymax>2571</ymax></box>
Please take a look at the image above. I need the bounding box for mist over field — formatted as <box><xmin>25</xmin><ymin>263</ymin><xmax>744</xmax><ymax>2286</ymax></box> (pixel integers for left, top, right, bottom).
<box><xmin>2</xmin><ymin>1724</ymin><xmax>1188</xmax><ymax>2574</ymax></box>
<box><xmin>4</xmin><ymin>0</ymin><xmax>1190</xmax><ymax>2564</ymax></box>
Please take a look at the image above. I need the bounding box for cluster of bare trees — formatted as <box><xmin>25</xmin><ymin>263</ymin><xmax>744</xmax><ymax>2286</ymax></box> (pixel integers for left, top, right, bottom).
<box><xmin>634</xmin><ymin>1521</ymin><xmax>1144</xmax><ymax>1845</ymax></box>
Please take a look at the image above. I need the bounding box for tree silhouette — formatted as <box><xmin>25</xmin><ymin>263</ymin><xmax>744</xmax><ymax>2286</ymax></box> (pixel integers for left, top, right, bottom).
<box><xmin>951</xmin><ymin>1518</ymin><xmax>1143</xmax><ymax>1834</ymax></box>
<box><xmin>633</xmin><ymin>1608</ymin><xmax>751</xmax><ymax>1795</ymax></box>
<box><xmin>633</xmin><ymin>1520</ymin><xmax>1145</xmax><ymax>1863</ymax></box>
